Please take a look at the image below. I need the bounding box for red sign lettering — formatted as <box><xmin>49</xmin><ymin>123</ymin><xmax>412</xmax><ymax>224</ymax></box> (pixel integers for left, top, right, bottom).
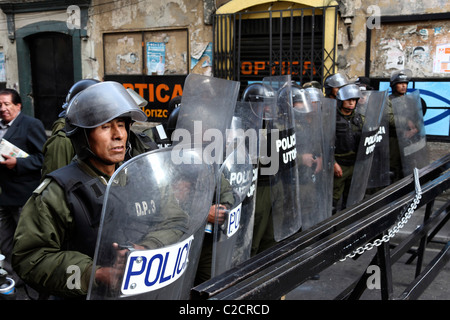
<box><xmin>240</xmin><ymin>61</ymin><xmax>317</xmax><ymax>76</ymax></box>
<box><xmin>123</xmin><ymin>83</ymin><xmax>183</xmax><ymax>104</ymax></box>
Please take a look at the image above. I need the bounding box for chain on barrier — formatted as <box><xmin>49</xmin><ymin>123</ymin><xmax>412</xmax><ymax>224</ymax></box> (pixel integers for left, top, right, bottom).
<box><xmin>339</xmin><ymin>168</ymin><xmax>422</xmax><ymax>262</ymax></box>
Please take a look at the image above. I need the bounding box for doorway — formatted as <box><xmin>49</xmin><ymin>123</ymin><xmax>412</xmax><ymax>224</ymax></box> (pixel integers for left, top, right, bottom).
<box><xmin>213</xmin><ymin>3</ymin><xmax>338</xmax><ymax>94</ymax></box>
<box><xmin>27</xmin><ymin>32</ymin><xmax>74</xmax><ymax>131</ymax></box>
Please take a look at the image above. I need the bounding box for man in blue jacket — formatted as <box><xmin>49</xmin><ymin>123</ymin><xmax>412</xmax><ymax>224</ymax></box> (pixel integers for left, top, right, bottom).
<box><xmin>0</xmin><ymin>88</ymin><xmax>46</xmax><ymax>273</ymax></box>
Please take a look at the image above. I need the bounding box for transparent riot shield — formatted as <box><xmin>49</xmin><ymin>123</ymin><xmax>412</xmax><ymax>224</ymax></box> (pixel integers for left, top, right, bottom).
<box><xmin>293</xmin><ymin>88</ymin><xmax>328</xmax><ymax>230</ymax></box>
<box><xmin>365</xmin><ymin>100</ymin><xmax>390</xmax><ymax>189</ymax></box>
<box><xmin>346</xmin><ymin>90</ymin><xmax>388</xmax><ymax>207</ymax></box>
<box><xmin>261</xmin><ymin>76</ymin><xmax>302</xmax><ymax>241</ymax></box>
<box><xmin>210</xmin><ymin>101</ymin><xmax>264</xmax><ymax>276</ymax></box>
<box><xmin>172</xmin><ymin>73</ymin><xmax>240</xmax><ymax>152</ymax></box>
<box><xmin>392</xmin><ymin>90</ymin><xmax>428</xmax><ymax>176</ymax></box>
<box><xmin>87</xmin><ymin>147</ymin><xmax>216</xmax><ymax>300</ymax></box>
<box><xmin>211</xmin><ymin>143</ymin><xmax>254</xmax><ymax>277</ymax></box>
<box><xmin>320</xmin><ymin>96</ymin><xmax>337</xmax><ymax>218</ymax></box>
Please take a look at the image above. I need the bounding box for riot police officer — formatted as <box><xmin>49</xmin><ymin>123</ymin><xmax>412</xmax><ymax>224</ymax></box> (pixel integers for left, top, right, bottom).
<box><xmin>391</xmin><ymin>69</ymin><xmax>429</xmax><ymax>114</ymax></box>
<box><xmin>12</xmin><ymin>81</ymin><xmax>148</xmax><ymax>299</ymax></box>
<box><xmin>289</xmin><ymin>85</ymin><xmax>327</xmax><ymax>230</ymax></box>
<box><xmin>333</xmin><ymin>84</ymin><xmax>364</xmax><ymax>212</ymax></box>
<box><xmin>387</xmin><ymin>69</ymin><xmax>412</xmax><ymax>182</ymax></box>
<box><xmin>388</xmin><ymin>69</ymin><xmax>427</xmax><ymax>182</ymax></box>
<box><xmin>390</xmin><ymin>69</ymin><xmax>412</xmax><ymax>99</ymax></box>
<box><xmin>241</xmin><ymin>82</ymin><xmax>285</xmax><ymax>256</ymax></box>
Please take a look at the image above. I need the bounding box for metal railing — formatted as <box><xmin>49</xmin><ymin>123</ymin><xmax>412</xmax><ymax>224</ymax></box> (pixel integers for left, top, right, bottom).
<box><xmin>191</xmin><ymin>153</ymin><xmax>450</xmax><ymax>300</ymax></box>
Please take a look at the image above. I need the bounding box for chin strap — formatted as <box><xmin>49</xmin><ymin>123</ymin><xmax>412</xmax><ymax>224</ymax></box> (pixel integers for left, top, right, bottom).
<box><xmin>341</xmin><ymin>106</ymin><xmax>354</xmax><ymax>112</ymax></box>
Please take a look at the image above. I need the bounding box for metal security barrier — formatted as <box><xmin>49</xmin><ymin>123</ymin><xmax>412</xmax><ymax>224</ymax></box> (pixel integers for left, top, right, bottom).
<box><xmin>213</xmin><ymin>5</ymin><xmax>339</xmax><ymax>92</ymax></box>
<box><xmin>191</xmin><ymin>153</ymin><xmax>450</xmax><ymax>300</ymax></box>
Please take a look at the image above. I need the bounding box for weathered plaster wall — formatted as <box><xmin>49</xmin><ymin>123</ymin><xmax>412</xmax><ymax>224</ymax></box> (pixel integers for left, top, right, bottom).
<box><xmin>370</xmin><ymin>21</ymin><xmax>450</xmax><ymax>78</ymax></box>
<box><xmin>87</xmin><ymin>0</ymin><xmax>213</xmax><ymax>79</ymax></box>
<box><xmin>336</xmin><ymin>0</ymin><xmax>450</xmax><ymax>80</ymax></box>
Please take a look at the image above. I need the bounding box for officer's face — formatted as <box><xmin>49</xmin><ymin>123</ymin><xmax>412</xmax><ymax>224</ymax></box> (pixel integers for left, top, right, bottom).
<box><xmin>173</xmin><ymin>180</ymin><xmax>192</xmax><ymax>203</ymax></box>
<box><xmin>395</xmin><ymin>83</ymin><xmax>408</xmax><ymax>95</ymax></box>
<box><xmin>88</xmin><ymin>118</ymin><xmax>128</xmax><ymax>175</ymax></box>
<box><xmin>293</xmin><ymin>101</ymin><xmax>304</xmax><ymax>110</ymax></box>
<box><xmin>341</xmin><ymin>99</ymin><xmax>358</xmax><ymax>115</ymax></box>
<box><xmin>0</xmin><ymin>93</ymin><xmax>21</xmax><ymax>123</ymax></box>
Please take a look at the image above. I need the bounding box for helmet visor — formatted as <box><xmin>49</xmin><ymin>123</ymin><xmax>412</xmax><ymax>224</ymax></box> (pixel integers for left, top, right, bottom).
<box><xmin>336</xmin><ymin>84</ymin><xmax>361</xmax><ymax>101</ymax></box>
<box><xmin>305</xmin><ymin>87</ymin><xmax>323</xmax><ymax>103</ymax></box>
<box><xmin>325</xmin><ymin>72</ymin><xmax>349</xmax><ymax>88</ymax></box>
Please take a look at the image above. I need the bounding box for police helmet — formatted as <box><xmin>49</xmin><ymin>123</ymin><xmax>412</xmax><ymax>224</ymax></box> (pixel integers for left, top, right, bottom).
<box><xmin>302</xmin><ymin>81</ymin><xmax>322</xmax><ymax>90</ymax></box>
<box><xmin>65</xmin><ymin>81</ymin><xmax>147</xmax><ymax>160</ymax></box>
<box><xmin>241</xmin><ymin>82</ymin><xmax>275</xmax><ymax>103</ymax></box>
<box><xmin>164</xmin><ymin>96</ymin><xmax>182</xmax><ymax>138</ymax></box>
<box><xmin>390</xmin><ymin>69</ymin><xmax>412</xmax><ymax>87</ymax></box>
<box><xmin>324</xmin><ymin>72</ymin><xmax>349</xmax><ymax>97</ymax></box>
<box><xmin>242</xmin><ymin>83</ymin><xmax>277</xmax><ymax>119</ymax></box>
<box><xmin>59</xmin><ymin>79</ymin><xmax>100</xmax><ymax>117</ymax></box>
<box><xmin>291</xmin><ymin>83</ymin><xmax>305</xmax><ymax>104</ymax></box>
<box><xmin>279</xmin><ymin>83</ymin><xmax>316</xmax><ymax>114</ymax></box>
<box><xmin>166</xmin><ymin>105</ymin><xmax>180</xmax><ymax>139</ymax></box>
<box><xmin>305</xmin><ymin>87</ymin><xmax>323</xmax><ymax>103</ymax></box>
<box><xmin>336</xmin><ymin>84</ymin><xmax>361</xmax><ymax>101</ymax></box>
<box><xmin>278</xmin><ymin>83</ymin><xmax>304</xmax><ymax>103</ymax></box>
<box><xmin>355</xmin><ymin>76</ymin><xmax>373</xmax><ymax>90</ymax></box>
<box><xmin>324</xmin><ymin>72</ymin><xmax>348</xmax><ymax>89</ymax></box>
<box><xmin>168</xmin><ymin>95</ymin><xmax>182</xmax><ymax>114</ymax></box>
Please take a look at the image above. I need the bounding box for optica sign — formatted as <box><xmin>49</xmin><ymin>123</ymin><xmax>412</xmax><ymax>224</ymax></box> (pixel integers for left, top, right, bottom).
<box><xmin>240</xmin><ymin>60</ymin><xmax>317</xmax><ymax>76</ymax></box>
<box><xmin>104</xmin><ymin>75</ymin><xmax>187</xmax><ymax>123</ymax></box>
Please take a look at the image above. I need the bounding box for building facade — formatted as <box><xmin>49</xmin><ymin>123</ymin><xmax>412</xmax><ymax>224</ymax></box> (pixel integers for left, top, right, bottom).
<box><xmin>0</xmin><ymin>0</ymin><xmax>449</xmax><ymax>136</ymax></box>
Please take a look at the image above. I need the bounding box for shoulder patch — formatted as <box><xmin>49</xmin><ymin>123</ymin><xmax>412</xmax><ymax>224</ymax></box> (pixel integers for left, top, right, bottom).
<box><xmin>34</xmin><ymin>178</ymin><xmax>52</xmax><ymax>194</ymax></box>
